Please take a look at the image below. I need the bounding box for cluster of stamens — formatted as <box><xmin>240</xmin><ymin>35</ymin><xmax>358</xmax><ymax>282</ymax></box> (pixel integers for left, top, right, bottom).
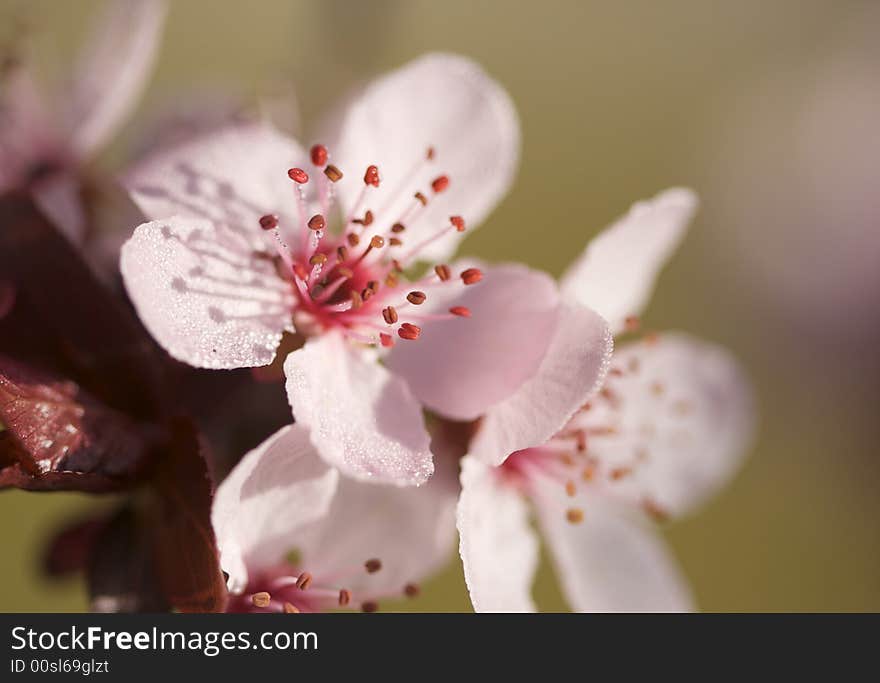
<box><xmin>256</xmin><ymin>143</ymin><xmax>481</xmax><ymax>346</ymax></box>
<box><xmin>229</xmin><ymin>556</ymin><xmax>420</xmax><ymax>614</ymax></box>
<box><xmin>499</xmin><ymin>323</ymin><xmax>691</xmax><ymax>527</ymax></box>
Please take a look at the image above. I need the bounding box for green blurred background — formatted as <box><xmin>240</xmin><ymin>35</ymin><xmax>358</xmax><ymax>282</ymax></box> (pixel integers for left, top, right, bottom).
<box><xmin>2</xmin><ymin>0</ymin><xmax>878</xmax><ymax>612</ymax></box>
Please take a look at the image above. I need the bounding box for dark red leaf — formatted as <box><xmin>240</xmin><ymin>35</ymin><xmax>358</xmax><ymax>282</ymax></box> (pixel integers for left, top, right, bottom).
<box><xmin>0</xmin><ymin>354</ymin><xmax>156</xmax><ymax>491</ymax></box>
<box><xmin>146</xmin><ymin>418</ymin><xmax>227</xmax><ymax>612</ymax></box>
<box><xmin>43</xmin><ymin>515</ymin><xmax>108</xmax><ymax>577</ymax></box>
<box><xmin>0</xmin><ymin>191</ymin><xmax>169</xmax><ymax>420</ymax></box>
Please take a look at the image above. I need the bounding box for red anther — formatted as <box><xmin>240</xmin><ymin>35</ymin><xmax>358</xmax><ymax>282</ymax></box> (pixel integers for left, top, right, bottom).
<box><xmin>382</xmin><ymin>306</ymin><xmax>399</xmax><ymax>324</ymax></box>
<box><xmin>370</xmin><ymin>235</ymin><xmax>385</xmax><ymax>249</ymax></box>
<box><xmin>365</xmin><ymin>558</ymin><xmax>382</xmax><ymax>574</ymax></box>
<box><xmin>336</xmin><ymin>267</ymin><xmax>354</xmax><ymax>279</ymax></box>
<box><xmin>347</xmin><ymin>232</ymin><xmax>360</xmax><ymax>247</ymax></box>
<box><xmin>324</xmin><ymin>164</ymin><xmax>344</xmax><ymax>182</ymax></box>
<box><xmin>434</xmin><ymin>264</ymin><xmax>451</xmax><ymax>281</ymax></box>
<box><xmin>353</xmin><ymin>210</ymin><xmax>374</xmax><ymax>226</ymax></box>
<box><xmin>287</xmin><ymin>167</ymin><xmax>309</xmax><ymax>183</ymax></box>
<box><xmin>259</xmin><ymin>214</ymin><xmax>278</xmax><ymax>230</ymax></box>
<box><xmin>310</xmin><ymin>144</ymin><xmax>328</xmax><ymax>166</ymax></box>
<box><xmin>307</xmin><ymin>214</ymin><xmax>326</xmax><ymax>231</ymax></box>
<box><xmin>251</xmin><ymin>592</ymin><xmax>271</xmax><ymax>607</ymax></box>
<box><xmin>414</xmin><ymin>191</ymin><xmax>428</xmax><ymax>206</ymax></box>
<box><xmin>404</xmin><ymin>583</ymin><xmax>420</xmax><ymax>598</ymax></box>
<box><xmin>349</xmin><ymin>290</ymin><xmax>363</xmax><ymax>309</ymax></box>
<box><xmin>361</xmin><ymin>287</ymin><xmax>374</xmax><ymax>302</ymax></box>
<box><xmin>384</xmin><ymin>272</ymin><xmax>399</xmax><ymax>288</ymax></box>
<box><xmin>391</xmin><ymin>222</ymin><xmax>406</xmax><ymax>233</ymax></box>
<box><xmin>336</xmin><ymin>245</ymin><xmax>349</xmax><ymax>262</ymax></box>
<box><xmin>431</xmin><ymin>175</ymin><xmax>450</xmax><ymax>193</ymax></box>
<box><xmin>361</xmin><ymin>601</ymin><xmax>379</xmax><ymax>613</ymax></box>
<box><xmin>309</xmin><ymin>252</ymin><xmax>327</xmax><ymax>266</ymax></box>
<box><xmin>366</xmin><ymin>280</ymin><xmax>380</xmax><ymax>294</ymax></box>
<box><xmin>338</xmin><ymin>589</ymin><xmax>352</xmax><ymax>607</ymax></box>
<box><xmin>296</xmin><ymin>572</ymin><xmax>313</xmax><ymax>590</ymax></box>
<box><xmin>293</xmin><ymin>263</ymin><xmax>309</xmax><ymax>281</ymax></box>
<box><xmin>450</xmin><ymin>215</ymin><xmax>465</xmax><ymax>232</ymax></box>
<box><xmin>283</xmin><ymin>602</ymin><xmax>300</xmax><ymax>613</ymax></box>
<box><xmin>449</xmin><ymin>306</ymin><xmax>471</xmax><ymax>317</ymax></box>
<box><xmin>398</xmin><ymin>323</ymin><xmax>421</xmax><ymax>341</ymax></box>
<box><xmin>406</xmin><ymin>291</ymin><xmax>427</xmax><ymax>305</ymax></box>
<box><xmin>379</xmin><ymin>333</ymin><xmax>395</xmax><ymax>348</ymax></box>
<box><xmin>364</xmin><ymin>164</ymin><xmax>380</xmax><ymax>187</ymax></box>
<box><xmin>460</xmin><ymin>268</ymin><xmax>483</xmax><ymax>285</ymax></box>
<box><xmin>389</xmin><ymin>237</ymin><xmax>403</xmax><ymax>246</ymax></box>
<box><xmin>426</xmin><ymin>146</ymin><xmax>436</xmax><ymax>160</ymax></box>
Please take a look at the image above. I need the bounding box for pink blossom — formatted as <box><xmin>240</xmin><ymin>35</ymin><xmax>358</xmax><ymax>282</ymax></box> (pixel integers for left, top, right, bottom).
<box><xmin>0</xmin><ymin>0</ymin><xmax>166</xmax><ymax>241</ymax></box>
<box><xmin>210</xmin><ymin>423</ymin><xmax>458</xmax><ymax>612</ymax></box>
<box><xmin>119</xmin><ymin>54</ymin><xmax>525</xmax><ymax>485</ymax></box>
<box><xmin>445</xmin><ymin>190</ymin><xmax>756</xmax><ymax>611</ymax></box>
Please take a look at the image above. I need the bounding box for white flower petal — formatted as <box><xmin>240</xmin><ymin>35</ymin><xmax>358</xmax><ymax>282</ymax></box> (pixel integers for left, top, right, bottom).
<box><xmin>120</xmin><ymin>216</ymin><xmax>292</xmax><ymax>369</ymax></box>
<box><xmin>211</xmin><ymin>424</ymin><xmax>340</xmax><ymax>594</ymax></box>
<box><xmin>124</xmin><ymin>121</ymin><xmax>306</xmax><ymax>237</ymax></box>
<box><xmin>327</xmin><ymin>53</ymin><xmax>520</xmax><ymax>262</ymax></box>
<box><xmin>470</xmin><ymin>303</ymin><xmax>612</xmax><ymax>466</ymax></box>
<box><xmin>560</xmin><ymin>188</ymin><xmax>698</xmax><ymax>334</ymax></box>
<box><xmin>64</xmin><ymin>0</ymin><xmax>167</xmax><ymax>157</ymax></box>
<box><xmin>576</xmin><ymin>333</ymin><xmax>755</xmax><ymax>518</ymax></box>
<box><xmin>457</xmin><ymin>456</ymin><xmax>539</xmax><ymax>613</ymax></box>
<box><xmin>534</xmin><ymin>478</ymin><xmax>693</xmax><ymax>612</ymax></box>
<box><xmin>284</xmin><ymin>334</ymin><xmax>433</xmax><ymax>486</ymax></box>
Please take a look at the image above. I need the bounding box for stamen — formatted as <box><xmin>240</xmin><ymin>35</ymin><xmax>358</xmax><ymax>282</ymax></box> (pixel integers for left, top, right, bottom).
<box><xmin>283</xmin><ymin>602</ymin><xmax>300</xmax><ymax>613</ymax></box>
<box><xmin>363</xmin><ymin>165</ymin><xmax>380</xmax><ymax>187</ymax></box>
<box><xmin>347</xmin><ymin>232</ymin><xmax>361</xmax><ymax>247</ymax></box>
<box><xmin>361</xmin><ymin>601</ymin><xmax>379</xmax><ymax>613</ymax></box>
<box><xmin>404</xmin><ymin>583</ymin><xmax>420</xmax><ymax>598</ymax></box>
<box><xmin>310</xmin><ymin>144</ymin><xmax>328</xmax><ymax>167</ymax></box>
<box><xmin>565</xmin><ymin>480</ymin><xmax>576</xmax><ymax>497</ymax></box>
<box><xmin>434</xmin><ymin>264</ymin><xmax>451</xmax><ymax>281</ymax></box>
<box><xmin>308</xmin><ymin>214</ymin><xmax>326</xmax><ymax>231</ymax></box>
<box><xmin>309</xmin><ymin>253</ymin><xmax>327</xmax><ymax>266</ymax></box>
<box><xmin>337</xmin><ymin>246</ymin><xmax>349</xmax><ymax>262</ymax></box>
<box><xmin>609</xmin><ymin>466</ymin><xmax>632</xmax><ymax>481</ymax></box>
<box><xmin>391</xmin><ymin>222</ymin><xmax>406</xmax><ymax>233</ymax></box>
<box><xmin>406</xmin><ymin>291</ymin><xmax>426</xmax><ymax>305</ymax></box>
<box><xmin>338</xmin><ymin>589</ymin><xmax>352</xmax><ymax>607</ymax></box>
<box><xmin>287</xmin><ymin>168</ymin><xmax>309</xmax><ymax>184</ymax></box>
<box><xmin>431</xmin><ymin>175</ymin><xmax>450</xmax><ymax>193</ymax></box>
<box><xmin>389</xmin><ymin>237</ymin><xmax>403</xmax><ymax>247</ymax></box>
<box><xmin>324</xmin><ymin>164</ymin><xmax>344</xmax><ymax>182</ymax></box>
<box><xmin>414</xmin><ymin>191</ymin><xmax>428</xmax><ymax>206</ymax></box>
<box><xmin>259</xmin><ymin>214</ymin><xmax>279</xmax><ymax>230</ymax></box>
<box><xmin>382</xmin><ymin>306</ymin><xmax>399</xmax><ymax>324</ymax></box>
<box><xmin>566</xmin><ymin>508</ymin><xmax>585</xmax><ymax>524</ymax></box>
<box><xmin>449</xmin><ymin>306</ymin><xmax>471</xmax><ymax>317</ymax></box>
<box><xmin>364</xmin><ymin>558</ymin><xmax>382</xmax><ymax>574</ymax></box>
<box><xmin>624</xmin><ymin>315</ymin><xmax>641</xmax><ymax>333</ymax></box>
<box><xmin>398</xmin><ymin>323</ymin><xmax>421</xmax><ymax>341</ymax></box>
<box><xmin>296</xmin><ymin>572</ymin><xmax>313</xmax><ymax>590</ymax></box>
<box><xmin>460</xmin><ymin>268</ymin><xmax>483</xmax><ymax>285</ymax></box>
<box><xmin>450</xmin><ymin>215</ymin><xmax>465</xmax><ymax>231</ymax></box>
<box><xmin>251</xmin><ymin>592</ymin><xmax>271</xmax><ymax>608</ymax></box>
<box><xmin>379</xmin><ymin>333</ymin><xmax>394</xmax><ymax>348</ymax></box>
<box><xmin>352</xmin><ymin>210</ymin><xmax>374</xmax><ymax>227</ymax></box>
<box><xmin>426</xmin><ymin>146</ymin><xmax>435</xmax><ymax>160</ymax></box>
<box><xmin>642</xmin><ymin>498</ymin><xmax>670</xmax><ymax>523</ymax></box>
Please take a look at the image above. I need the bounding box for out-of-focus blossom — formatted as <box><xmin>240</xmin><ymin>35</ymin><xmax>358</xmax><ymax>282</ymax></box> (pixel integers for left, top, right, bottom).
<box><xmin>119</xmin><ymin>53</ymin><xmax>530</xmax><ymax>486</ymax></box>
<box><xmin>451</xmin><ymin>190</ymin><xmax>756</xmax><ymax>612</ymax></box>
<box><xmin>707</xmin><ymin>7</ymin><xmax>880</xmax><ymax>341</ymax></box>
<box><xmin>211</xmin><ymin>422</ymin><xmax>458</xmax><ymax>612</ymax></box>
<box><xmin>0</xmin><ymin>0</ymin><xmax>166</xmax><ymax>242</ymax></box>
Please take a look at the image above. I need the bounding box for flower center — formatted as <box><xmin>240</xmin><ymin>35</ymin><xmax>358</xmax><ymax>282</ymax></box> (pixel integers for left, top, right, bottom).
<box><xmin>256</xmin><ymin>143</ymin><xmax>480</xmax><ymax>347</ymax></box>
<box><xmin>228</xmin><ymin>556</ymin><xmax>419</xmax><ymax>614</ymax></box>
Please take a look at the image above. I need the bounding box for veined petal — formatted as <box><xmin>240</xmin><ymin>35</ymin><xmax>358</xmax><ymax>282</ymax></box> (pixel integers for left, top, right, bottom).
<box><xmin>124</xmin><ymin>121</ymin><xmax>306</xmax><ymax>239</ymax></box>
<box><xmin>560</xmin><ymin>188</ymin><xmax>698</xmax><ymax>334</ymax></box>
<box><xmin>387</xmin><ymin>263</ymin><xmax>560</xmax><ymax>421</ymax></box>
<box><xmin>327</xmin><ymin>53</ymin><xmax>520</xmax><ymax>262</ymax></box>
<box><xmin>457</xmin><ymin>456</ymin><xmax>539</xmax><ymax>613</ymax></box>
<box><xmin>470</xmin><ymin>303</ymin><xmax>612</xmax><ymax>466</ymax></box>
<box><xmin>211</xmin><ymin>424</ymin><xmax>340</xmax><ymax>594</ymax></box>
<box><xmin>64</xmin><ymin>0</ymin><xmax>167</xmax><ymax>157</ymax></box>
<box><xmin>120</xmin><ymin>216</ymin><xmax>293</xmax><ymax>369</ymax></box>
<box><xmin>574</xmin><ymin>333</ymin><xmax>755</xmax><ymax>519</ymax></box>
<box><xmin>294</xmin><ymin>439</ymin><xmax>459</xmax><ymax>596</ymax></box>
<box><xmin>534</xmin><ymin>477</ymin><xmax>693</xmax><ymax>613</ymax></box>
<box><xmin>284</xmin><ymin>334</ymin><xmax>433</xmax><ymax>486</ymax></box>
